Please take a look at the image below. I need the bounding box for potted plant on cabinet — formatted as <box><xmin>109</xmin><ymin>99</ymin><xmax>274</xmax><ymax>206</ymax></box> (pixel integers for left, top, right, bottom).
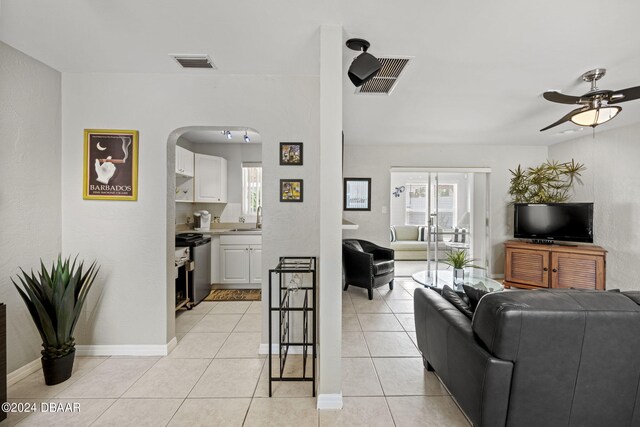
<box><xmin>443</xmin><ymin>250</ymin><xmax>484</xmax><ymax>288</ymax></box>
<box><xmin>12</xmin><ymin>256</ymin><xmax>99</xmax><ymax>385</ymax></box>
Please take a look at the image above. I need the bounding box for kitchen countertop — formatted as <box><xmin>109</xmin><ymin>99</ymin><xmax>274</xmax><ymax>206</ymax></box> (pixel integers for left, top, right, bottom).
<box><xmin>176</xmin><ymin>228</ymin><xmax>262</xmax><ymax>236</ymax></box>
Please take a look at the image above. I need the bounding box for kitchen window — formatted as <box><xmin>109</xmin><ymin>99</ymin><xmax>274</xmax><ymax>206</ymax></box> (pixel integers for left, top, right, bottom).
<box><xmin>242</xmin><ymin>162</ymin><xmax>262</xmax><ymax>217</ymax></box>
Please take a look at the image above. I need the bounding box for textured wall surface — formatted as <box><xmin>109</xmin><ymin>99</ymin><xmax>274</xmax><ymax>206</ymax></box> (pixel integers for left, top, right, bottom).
<box><xmin>61</xmin><ymin>73</ymin><xmax>320</xmax><ymax>349</ymax></box>
<box><xmin>549</xmin><ymin>124</ymin><xmax>640</xmax><ymax>291</ymax></box>
<box><xmin>342</xmin><ymin>144</ymin><xmax>548</xmax><ymax>275</ymax></box>
<box><xmin>0</xmin><ymin>42</ymin><xmax>62</xmax><ymax>372</ymax></box>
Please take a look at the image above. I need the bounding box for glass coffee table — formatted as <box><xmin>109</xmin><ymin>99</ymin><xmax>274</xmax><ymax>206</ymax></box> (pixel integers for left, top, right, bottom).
<box><xmin>412</xmin><ymin>269</ymin><xmax>503</xmax><ymax>294</ymax></box>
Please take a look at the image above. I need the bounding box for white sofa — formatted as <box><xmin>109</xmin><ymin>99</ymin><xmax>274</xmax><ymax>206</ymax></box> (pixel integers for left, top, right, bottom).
<box><xmin>390</xmin><ymin>225</ymin><xmax>466</xmax><ymax>260</ymax></box>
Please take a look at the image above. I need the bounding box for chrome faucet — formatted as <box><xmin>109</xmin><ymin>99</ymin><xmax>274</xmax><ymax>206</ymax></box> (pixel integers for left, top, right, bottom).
<box><xmin>256</xmin><ymin>206</ymin><xmax>263</xmax><ymax>229</ymax></box>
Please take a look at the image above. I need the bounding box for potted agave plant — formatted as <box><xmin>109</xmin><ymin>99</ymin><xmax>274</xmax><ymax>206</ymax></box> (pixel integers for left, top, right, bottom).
<box><xmin>443</xmin><ymin>250</ymin><xmax>484</xmax><ymax>288</ymax></box>
<box><xmin>12</xmin><ymin>256</ymin><xmax>99</xmax><ymax>385</ymax></box>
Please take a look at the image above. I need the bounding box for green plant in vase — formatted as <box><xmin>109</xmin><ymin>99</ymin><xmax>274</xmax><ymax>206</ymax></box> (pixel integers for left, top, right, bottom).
<box><xmin>443</xmin><ymin>250</ymin><xmax>484</xmax><ymax>287</ymax></box>
<box><xmin>12</xmin><ymin>255</ymin><xmax>99</xmax><ymax>385</ymax></box>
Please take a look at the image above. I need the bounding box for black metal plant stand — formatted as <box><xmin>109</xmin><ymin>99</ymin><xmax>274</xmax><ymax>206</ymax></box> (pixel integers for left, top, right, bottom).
<box><xmin>268</xmin><ymin>257</ymin><xmax>317</xmax><ymax>397</ymax></box>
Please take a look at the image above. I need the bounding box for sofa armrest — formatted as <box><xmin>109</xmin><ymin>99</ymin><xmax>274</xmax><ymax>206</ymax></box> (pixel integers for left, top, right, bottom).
<box><xmin>414</xmin><ymin>288</ymin><xmax>513</xmax><ymax>427</ymax></box>
<box><xmin>343</xmin><ymin>246</ymin><xmax>373</xmax><ymax>284</ymax></box>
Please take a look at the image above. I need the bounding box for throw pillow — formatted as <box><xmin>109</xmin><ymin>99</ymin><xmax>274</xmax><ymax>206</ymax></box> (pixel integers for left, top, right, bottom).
<box><xmin>390</xmin><ymin>226</ymin><xmax>397</xmax><ymax>242</ymax></box>
<box><xmin>441</xmin><ymin>285</ymin><xmax>473</xmax><ymax>319</ymax></box>
<box><xmin>417</xmin><ymin>226</ymin><xmax>428</xmax><ymax>242</ymax></box>
<box><xmin>463</xmin><ymin>284</ymin><xmax>490</xmax><ymax>311</ymax></box>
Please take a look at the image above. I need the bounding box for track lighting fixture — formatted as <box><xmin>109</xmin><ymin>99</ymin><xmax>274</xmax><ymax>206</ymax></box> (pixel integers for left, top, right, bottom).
<box><xmin>346</xmin><ymin>38</ymin><xmax>382</xmax><ymax>87</ymax></box>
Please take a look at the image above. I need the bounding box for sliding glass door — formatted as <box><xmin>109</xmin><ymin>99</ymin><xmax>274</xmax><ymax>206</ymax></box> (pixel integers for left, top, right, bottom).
<box><xmin>390</xmin><ymin>168</ymin><xmax>490</xmax><ymax>286</ymax></box>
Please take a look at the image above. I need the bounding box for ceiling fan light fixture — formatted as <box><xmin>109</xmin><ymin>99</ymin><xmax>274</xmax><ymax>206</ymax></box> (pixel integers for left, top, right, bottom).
<box><xmin>570</xmin><ymin>105</ymin><xmax>621</xmax><ymax>127</ymax></box>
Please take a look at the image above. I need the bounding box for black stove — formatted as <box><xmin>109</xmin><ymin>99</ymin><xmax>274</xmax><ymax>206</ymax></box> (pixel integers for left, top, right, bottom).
<box><xmin>176</xmin><ymin>233</ymin><xmax>204</xmax><ymax>245</ymax></box>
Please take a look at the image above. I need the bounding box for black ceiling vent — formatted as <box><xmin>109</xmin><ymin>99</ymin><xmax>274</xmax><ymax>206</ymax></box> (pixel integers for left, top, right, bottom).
<box><xmin>170</xmin><ymin>54</ymin><xmax>216</xmax><ymax>69</ymax></box>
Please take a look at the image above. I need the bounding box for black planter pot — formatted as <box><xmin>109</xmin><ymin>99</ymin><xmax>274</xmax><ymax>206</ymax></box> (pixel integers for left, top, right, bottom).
<box><xmin>41</xmin><ymin>350</ymin><xmax>75</xmax><ymax>386</ymax></box>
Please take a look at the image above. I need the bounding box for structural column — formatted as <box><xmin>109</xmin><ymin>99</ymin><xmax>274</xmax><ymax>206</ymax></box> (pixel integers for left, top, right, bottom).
<box><xmin>317</xmin><ymin>24</ymin><xmax>343</xmax><ymax>410</ymax></box>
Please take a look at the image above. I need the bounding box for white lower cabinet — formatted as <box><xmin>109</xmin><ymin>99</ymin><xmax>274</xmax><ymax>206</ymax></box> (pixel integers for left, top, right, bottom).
<box><xmin>220</xmin><ymin>245</ymin><xmax>250</xmax><ymax>283</ymax></box>
<box><xmin>249</xmin><ymin>245</ymin><xmax>262</xmax><ymax>283</ymax></box>
<box><xmin>218</xmin><ymin>235</ymin><xmax>261</xmax><ymax>284</ymax></box>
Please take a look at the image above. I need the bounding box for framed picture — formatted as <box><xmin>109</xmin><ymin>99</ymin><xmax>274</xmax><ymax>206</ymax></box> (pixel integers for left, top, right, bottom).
<box><xmin>280</xmin><ymin>142</ymin><xmax>303</xmax><ymax>166</ymax></box>
<box><xmin>83</xmin><ymin>129</ymin><xmax>139</xmax><ymax>201</ymax></box>
<box><xmin>344</xmin><ymin>178</ymin><xmax>371</xmax><ymax>211</ymax></box>
<box><xmin>280</xmin><ymin>179</ymin><xmax>303</xmax><ymax>202</ymax></box>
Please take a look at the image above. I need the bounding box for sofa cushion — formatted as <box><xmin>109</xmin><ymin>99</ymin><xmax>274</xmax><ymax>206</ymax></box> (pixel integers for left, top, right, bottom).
<box><xmin>472</xmin><ymin>290</ymin><xmax>640</xmax><ymax>362</ymax></box>
<box><xmin>344</xmin><ymin>240</ymin><xmax>363</xmax><ymax>252</ymax></box>
<box><xmin>393</xmin><ymin>225</ymin><xmax>419</xmax><ymax>241</ymax></box>
<box><xmin>390</xmin><ymin>241</ymin><xmax>448</xmax><ymax>251</ymax></box>
<box><xmin>373</xmin><ymin>259</ymin><xmax>394</xmax><ymax>276</ymax></box>
<box><xmin>442</xmin><ymin>285</ymin><xmax>473</xmax><ymax>319</ymax></box>
<box><xmin>623</xmin><ymin>291</ymin><xmax>640</xmax><ymax>305</ymax></box>
<box><xmin>463</xmin><ymin>284</ymin><xmax>489</xmax><ymax>311</ymax></box>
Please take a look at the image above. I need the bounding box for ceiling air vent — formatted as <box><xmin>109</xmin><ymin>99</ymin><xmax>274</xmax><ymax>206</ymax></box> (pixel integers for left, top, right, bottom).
<box><xmin>356</xmin><ymin>57</ymin><xmax>411</xmax><ymax>95</ymax></box>
<box><xmin>170</xmin><ymin>54</ymin><xmax>216</xmax><ymax>69</ymax></box>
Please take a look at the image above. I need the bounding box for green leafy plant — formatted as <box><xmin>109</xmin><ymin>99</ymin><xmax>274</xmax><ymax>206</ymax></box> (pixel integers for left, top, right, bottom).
<box><xmin>443</xmin><ymin>250</ymin><xmax>485</xmax><ymax>270</ymax></box>
<box><xmin>12</xmin><ymin>256</ymin><xmax>99</xmax><ymax>360</ymax></box>
<box><xmin>508</xmin><ymin>159</ymin><xmax>586</xmax><ymax>203</ymax></box>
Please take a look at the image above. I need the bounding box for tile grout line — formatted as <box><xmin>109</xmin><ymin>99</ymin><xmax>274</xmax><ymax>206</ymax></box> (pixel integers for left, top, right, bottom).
<box><xmin>243</xmin><ymin>357</ymin><xmax>268</xmax><ymax>426</ymax></box>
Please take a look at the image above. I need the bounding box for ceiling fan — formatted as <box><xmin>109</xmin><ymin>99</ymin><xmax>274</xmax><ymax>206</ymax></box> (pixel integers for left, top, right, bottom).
<box><xmin>540</xmin><ymin>68</ymin><xmax>640</xmax><ymax>131</ymax></box>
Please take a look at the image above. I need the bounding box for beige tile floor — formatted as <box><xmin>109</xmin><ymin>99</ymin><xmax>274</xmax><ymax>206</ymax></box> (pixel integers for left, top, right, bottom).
<box><xmin>6</xmin><ymin>277</ymin><xmax>469</xmax><ymax>426</ymax></box>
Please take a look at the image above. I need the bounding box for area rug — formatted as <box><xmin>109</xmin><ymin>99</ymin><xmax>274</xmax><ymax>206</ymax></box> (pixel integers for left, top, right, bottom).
<box><xmin>204</xmin><ymin>289</ymin><xmax>261</xmax><ymax>301</ymax></box>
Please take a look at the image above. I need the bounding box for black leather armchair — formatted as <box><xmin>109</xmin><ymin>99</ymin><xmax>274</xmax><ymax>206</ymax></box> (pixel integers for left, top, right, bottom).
<box><xmin>343</xmin><ymin>239</ymin><xmax>395</xmax><ymax>300</ymax></box>
<box><xmin>414</xmin><ymin>288</ymin><xmax>640</xmax><ymax>427</ymax></box>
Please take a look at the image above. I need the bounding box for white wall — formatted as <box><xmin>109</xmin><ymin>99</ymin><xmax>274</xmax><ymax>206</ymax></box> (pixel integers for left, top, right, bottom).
<box><xmin>549</xmin><ymin>123</ymin><xmax>640</xmax><ymax>291</ymax></box>
<box><xmin>61</xmin><ymin>73</ymin><xmax>320</xmax><ymax>350</ymax></box>
<box><xmin>0</xmin><ymin>42</ymin><xmax>61</xmax><ymax>372</ymax></box>
<box><xmin>342</xmin><ymin>144</ymin><xmax>548</xmax><ymax>275</ymax></box>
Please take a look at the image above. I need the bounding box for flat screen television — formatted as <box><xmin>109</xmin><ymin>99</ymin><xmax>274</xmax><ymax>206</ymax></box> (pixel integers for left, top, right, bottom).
<box><xmin>514</xmin><ymin>203</ymin><xmax>593</xmax><ymax>243</ymax></box>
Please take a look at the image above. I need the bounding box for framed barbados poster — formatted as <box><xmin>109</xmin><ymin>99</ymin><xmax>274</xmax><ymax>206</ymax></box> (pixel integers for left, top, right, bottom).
<box><xmin>83</xmin><ymin>129</ymin><xmax>139</xmax><ymax>201</ymax></box>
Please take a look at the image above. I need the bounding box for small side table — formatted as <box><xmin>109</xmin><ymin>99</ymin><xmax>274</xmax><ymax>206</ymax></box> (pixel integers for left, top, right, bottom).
<box><xmin>268</xmin><ymin>257</ymin><xmax>317</xmax><ymax>397</ymax></box>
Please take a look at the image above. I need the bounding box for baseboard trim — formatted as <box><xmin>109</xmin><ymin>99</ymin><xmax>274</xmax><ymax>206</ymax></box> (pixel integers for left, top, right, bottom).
<box><xmin>76</xmin><ymin>340</ymin><xmax>176</xmax><ymax>357</ymax></box>
<box><xmin>166</xmin><ymin>337</ymin><xmax>178</xmax><ymax>355</ymax></box>
<box><xmin>317</xmin><ymin>393</ymin><xmax>343</xmax><ymax>410</ymax></box>
<box><xmin>8</xmin><ymin>358</ymin><xmax>41</xmax><ymax>386</ymax></box>
<box><xmin>258</xmin><ymin>343</ymin><xmax>306</xmax><ymax>355</ymax></box>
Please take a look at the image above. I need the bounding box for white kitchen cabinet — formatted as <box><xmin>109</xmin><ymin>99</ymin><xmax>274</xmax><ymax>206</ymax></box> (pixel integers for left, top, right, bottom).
<box><xmin>175</xmin><ymin>146</ymin><xmax>194</xmax><ymax>177</ymax></box>
<box><xmin>194</xmin><ymin>154</ymin><xmax>227</xmax><ymax>203</ymax></box>
<box><xmin>220</xmin><ymin>245</ymin><xmax>250</xmax><ymax>283</ymax></box>
<box><xmin>249</xmin><ymin>245</ymin><xmax>262</xmax><ymax>283</ymax></box>
<box><xmin>218</xmin><ymin>235</ymin><xmax>261</xmax><ymax>285</ymax></box>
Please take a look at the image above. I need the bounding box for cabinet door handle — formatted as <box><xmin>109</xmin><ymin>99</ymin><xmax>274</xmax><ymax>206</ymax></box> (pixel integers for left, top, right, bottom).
<box><xmin>552</xmin><ymin>268</ymin><xmax>558</xmax><ymax>273</ymax></box>
<box><xmin>543</xmin><ymin>267</ymin><xmax>548</xmax><ymax>271</ymax></box>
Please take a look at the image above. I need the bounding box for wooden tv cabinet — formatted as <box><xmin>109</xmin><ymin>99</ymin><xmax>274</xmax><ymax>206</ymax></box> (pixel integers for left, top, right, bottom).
<box><xmin>504</xmin><ymin>240</ymin><xmax>606</xmax><ymax>290</ymax></box>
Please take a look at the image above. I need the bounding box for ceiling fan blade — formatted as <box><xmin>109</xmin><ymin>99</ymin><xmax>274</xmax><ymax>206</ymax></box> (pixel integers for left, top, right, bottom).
<box><xmin>608</xmin><ymin>86</ymin><xmax>640</xmax><ymax>104</ymax></box>
<box><xmin>540</xmin><ymin>106</ymin><xmax>589</xmax><ymax>132</ymax></box>
<box><xmin>543</xmin><ymin>91</ymin><xmax>582</xmax><ymax>104</ymax></box>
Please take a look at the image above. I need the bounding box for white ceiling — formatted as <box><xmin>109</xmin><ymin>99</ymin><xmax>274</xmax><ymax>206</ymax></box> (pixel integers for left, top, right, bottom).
<box><xmin>2</xmin><ymin>0</ymin><xmax>640</xmax><ymax>146</ymax></box>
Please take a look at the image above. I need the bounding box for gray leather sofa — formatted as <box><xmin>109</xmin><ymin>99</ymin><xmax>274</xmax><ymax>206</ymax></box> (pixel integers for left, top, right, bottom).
<box><xmin>414</xmin><ymin>288</ymin><xmax>640</xmax><ymax>427</ymax></box>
